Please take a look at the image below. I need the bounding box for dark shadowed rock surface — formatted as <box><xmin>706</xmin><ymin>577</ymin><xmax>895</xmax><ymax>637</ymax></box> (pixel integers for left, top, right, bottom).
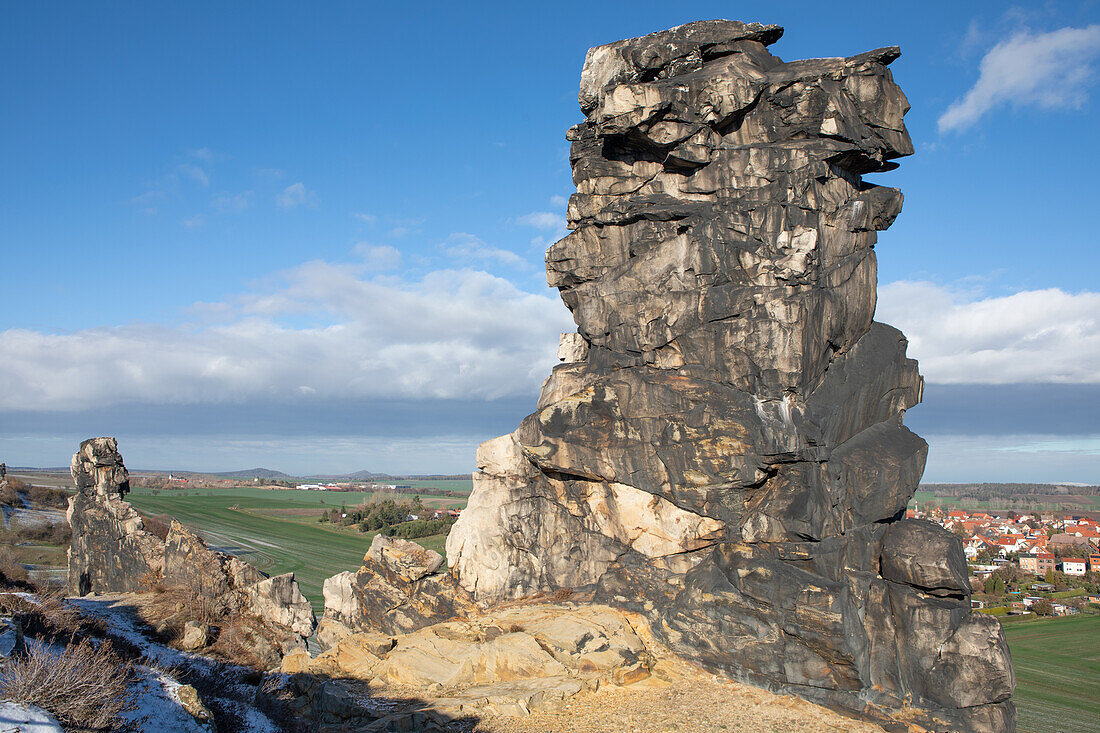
<box><xmin>439</xmin><ymin>20</ymin><xmax>1015</xmax><ymax>733</ymax></box>
<box><xmin>66</xmin><ymin>437</ymin><xmax>316</xmax><ymax>663</ymax></box>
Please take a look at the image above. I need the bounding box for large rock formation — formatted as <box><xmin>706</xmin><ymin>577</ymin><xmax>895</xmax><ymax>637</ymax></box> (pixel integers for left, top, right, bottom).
<box><xmin>443</xmin><ymin>20</ymin><xmax>1014</xmax><ymax>733</ymax></box>
<box><xmin>67</xmin><ymin>437</ymin><xmax>316</xmax><ymax>660</ymax></box>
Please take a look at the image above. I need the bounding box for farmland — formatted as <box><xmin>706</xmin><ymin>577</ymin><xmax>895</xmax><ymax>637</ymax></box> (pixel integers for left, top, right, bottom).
<box><xmin>1002</xmin><ymin>614</ymin><xmax>1100</xmax><ymax>733</ymax></box>
<box><xmin>126</xmin><ymin>482</ymin><xmax>470</xmax><ymax>611</ymax></box>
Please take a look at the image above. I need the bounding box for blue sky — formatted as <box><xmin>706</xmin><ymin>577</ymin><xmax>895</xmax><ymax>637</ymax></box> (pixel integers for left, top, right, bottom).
<box><xmin>1</xmin><ymin>1</ymin><xmax>1098</xmax><ymax>480</ymax></box>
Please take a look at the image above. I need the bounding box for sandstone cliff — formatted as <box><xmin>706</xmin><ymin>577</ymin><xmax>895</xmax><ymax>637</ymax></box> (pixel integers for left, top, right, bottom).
<box><xmin>67</xmin><ymin>437</ymin><xmax>315</xmax><ymax>661</ymax></box>
<box><xmin>438</xmin><ymin>20</ymin><xmax>1014</xmax><ymax>733</ymax></box>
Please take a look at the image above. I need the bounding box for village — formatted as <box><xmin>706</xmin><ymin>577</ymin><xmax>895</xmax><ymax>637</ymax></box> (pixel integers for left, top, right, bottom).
<box><xmin>910</xmin><ymin>504</ymin><xmax>1100</xmax><ymax>617</ymax></box>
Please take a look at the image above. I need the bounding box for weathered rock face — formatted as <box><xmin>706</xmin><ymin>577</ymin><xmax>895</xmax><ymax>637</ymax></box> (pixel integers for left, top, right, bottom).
<box><xmin>445</xmin><ymin>21</ymin><xmax>1014</xmax><ymax>733</ymax></box>
<box><xmin>67</xmin><ymin>437</ymin><xmax>316</xmax><ymax>660</ymax></box>
<box><xmin>67</xmin><ymin>438</ymin><xmax>163</xmax><ymax>594</ymax></box>
<box><xmin>319</xmin><ymin>534</ymin><xmax>475</xmax><ymax>644</ymax></box>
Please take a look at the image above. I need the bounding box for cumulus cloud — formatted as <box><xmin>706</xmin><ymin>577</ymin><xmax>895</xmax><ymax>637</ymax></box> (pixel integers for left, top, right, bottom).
<box><xmin>443</xmin><ymin>233</ymin><xmax>529</xmax><ymax>268</ymax></box>
<box><xmin>939</xmin><ymin>24</ymin><xmax>1100</xmax><ymax>132</ymax></box>
<box><xmin>0</xmin><ymin>262</ymin><xmax>573</xmax><ymax>412</ymax></box>
<box><xmin>276</xmin><ymin>182</ymin><xmax>317</xmax><ymax>208</ymax></box>
<box><xmin>517</xmin><ymin>211</ymin><xmax>566</xmax><ymax>230</ymax></box>
<box><xmin>351</xmin><ymin>243</ymin><xmax>402</xmax><ymax>271</ymax></box>
<box><xmin>877</xmin><ymin>281</ymin><xmax>1100</xmax><ymax>383</ymax></box>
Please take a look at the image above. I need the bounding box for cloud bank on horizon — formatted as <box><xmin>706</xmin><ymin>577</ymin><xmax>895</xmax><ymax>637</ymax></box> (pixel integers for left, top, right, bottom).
<box><xmin>0</xmin><ymin>265</ymin><xmax>1097</xmax><ymax>414</ymax></box>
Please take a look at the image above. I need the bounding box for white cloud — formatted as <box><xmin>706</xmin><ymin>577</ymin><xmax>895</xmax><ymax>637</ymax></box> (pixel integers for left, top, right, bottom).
<box><xmin>351</xmin><ymin>243</ymin><xmax>402</xmax><ymax>271</ymax></box>
<box><xmin>444</xmin><ymin>233</ymin><xmax>528</xmax><ymax>268</ymax></box>
<box><xmin>939</xmin><ymin>24</ymin><xmax>1100</xmax><ymax>132</ymax></box>
<box><xmin>211</xmin><ymin>191</ymin><xmax>251</xmax><ymax>212</ymax></box>
<box><xmin>550</xmin><ymin>195</ymin><xmax>568</xmax><ymax>207</ymax></box>
<box><xmin>877</xmin><ymin>281</ymin><xmax>1100</xmax><ymax>383</ymax></box>
<box><xmin>181</xmin><ymin>215</ymin><xmax>205</xmax><ymax>229</ymax></box>
<box><xmin>352</xmin><ymin>212</ymin><xmax>376</xmax><ymax>224</ymax></box>
<box><xmin>177</xmin><ymin>163</ymin><xmax>210</xmax><ymax>187</ymax></box>
<box><xmin>0</xmin><ymin>262</ymin><xmax>573</xmax><ymax>412</ymax></box>
<box><xmin>276</xmin><ymin>182</ymin><xmax>317</xmax><ymax>208</ymax></box>
<box><xmin>517</xmin><ymin>211</ymin><xmax>566</xmax><ymax>230</ymax></box>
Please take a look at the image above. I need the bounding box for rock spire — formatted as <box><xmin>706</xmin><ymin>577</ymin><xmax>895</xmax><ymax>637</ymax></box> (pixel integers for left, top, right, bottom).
<box><xmin>443</xmin><ymin>20</ymin><xmax>1015</xmax><ymax>733</ymax></box>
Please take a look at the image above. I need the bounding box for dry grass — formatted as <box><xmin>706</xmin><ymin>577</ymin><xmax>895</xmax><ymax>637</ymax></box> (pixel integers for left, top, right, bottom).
<box><xmin>0</xmin><ymin>585</ymin><xmax>107</xmax><ymax>641</ymax></box>
<box><xmin>0</xmin><ymin>637</ymin><xmax>134</xmax><ymax>729</ymax></box>
<box><xmin>0</xmin><ymin>546</ymin><xmax>29</xmax><ymax>584</ymax></box>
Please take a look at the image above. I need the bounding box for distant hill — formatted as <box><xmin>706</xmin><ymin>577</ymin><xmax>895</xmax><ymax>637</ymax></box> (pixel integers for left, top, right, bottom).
<box><xmin>9</xmin><ymin>464</ymin><xmax>470</xmax><ymax>481</ymax></box>
<box><xmin>204</xmin><ymin>468</ymin><xmax>295</xmax><ymax>480</ymax></box>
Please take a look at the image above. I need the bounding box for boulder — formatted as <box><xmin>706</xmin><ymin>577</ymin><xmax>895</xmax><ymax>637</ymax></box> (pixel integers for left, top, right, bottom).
<box><xmin>180</xmin><ymin>620</ymin><xmax>209</xmax><ymax>651</ymax></box>
<box><xmin>320</xmin><ymin>536</ymin><xmax>475</xmax><ymax>638</ymax></box>
<box><xmin>241</xmin><ymin>573</ymin><xmax>315</xmax><ymax>638</ymax></box>
<box><xmin>880</xmin><ymin>519</ymin><xmax>969</xmax><ymax>596</ymax></box>
<box><xmin>367</xmin><ymin>535</ymin><xmax>444</xmax><ymax>583</ymax></box>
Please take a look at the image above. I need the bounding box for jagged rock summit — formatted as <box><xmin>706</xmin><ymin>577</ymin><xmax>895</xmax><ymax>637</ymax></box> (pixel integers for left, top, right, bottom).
<box><xmin>440</xmin><ymin>20</ymin><xmax>1015</xmax><ymax>733</ymax></box>
<box><xmin>66</xmin><ymin>437</ymin><xmax>316</xmax><ymax>663</ymax></box>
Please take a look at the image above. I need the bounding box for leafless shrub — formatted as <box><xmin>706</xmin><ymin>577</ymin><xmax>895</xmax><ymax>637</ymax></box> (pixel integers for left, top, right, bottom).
<box><xmin>142</xmin><ymin>513</ymin><xmax>172</xmax><ymax>541</ymax></box>
<box><xmin>0</xmin><ymin>637</ymin><xmax>134</xmax><ymax>728</ymax></box>
<box><xmin>0</xmin><ymin>546</ymin><xmax>28</xmax><ymax>584</ymax></box>
<box><xmin>1</xmin><ymin>522</ymin><xmax>71</xmax><ymax>546</ymax></box>
<box><xmin>209</xmin><ymin>613</ymin><xmax>265</xmax><ymax>669</ymax></box>
<box><xmin>23</xmin><ymin>484</ymin><xmax>70</xmax><ymax>508</ymax></box>
<box><xmin>0</xmin><ymin>586</ymin><xmax>106</xmax><ymax>641</ymax></box>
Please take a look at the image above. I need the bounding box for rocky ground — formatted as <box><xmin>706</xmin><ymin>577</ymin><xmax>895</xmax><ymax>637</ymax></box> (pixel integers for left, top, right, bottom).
<box><xmin>0</xmin><ymin>588</ymin><xmax>888</xmax><ymax>732</ymax></box>
<box><xmin>474</xmin><ymin>680</ymin><xmax>884</xmax><ymax>733</ymax></box>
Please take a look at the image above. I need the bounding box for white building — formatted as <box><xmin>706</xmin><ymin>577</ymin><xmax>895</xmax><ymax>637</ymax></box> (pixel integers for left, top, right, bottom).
<box><xmin>1061</xmin><ymin>558</ymin><xmax>1087</xmax><ymax>576</ymax></box>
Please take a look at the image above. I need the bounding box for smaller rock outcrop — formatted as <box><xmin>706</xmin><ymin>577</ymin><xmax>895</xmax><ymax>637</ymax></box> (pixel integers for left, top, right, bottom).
<box><xmin>319</xmin><ymin>534</ymin><xmax>475</xmax><ymax>646</ymax></box>
<box><xmin>66</xmin><ymin>437</ymin><xmax>316</xmax><ymax>663</ymax></box>
<box><xmin>286</xmin><ymin>603</ymin><xmax>658</xmax><ymax>721</ymax></box>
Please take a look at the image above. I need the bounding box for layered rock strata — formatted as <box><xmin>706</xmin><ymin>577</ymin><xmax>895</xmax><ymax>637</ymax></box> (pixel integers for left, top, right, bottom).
<box><xmin>443</xmin><ymin>20</ymin><xmax>1014</xmax><ymax>733</ymax></box>
<box><xmin>67</xmin><ymin>437</ymin><xmax>315</xmax><ymax>658</ymax></box>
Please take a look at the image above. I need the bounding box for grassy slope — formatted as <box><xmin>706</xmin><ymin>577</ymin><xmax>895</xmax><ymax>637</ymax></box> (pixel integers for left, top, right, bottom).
<box><xmin>1002</xmin><ymin>614</ymin><xmax>1100</xmax><ymax>733</ymax></box>
<box><xmin>126</xmin><ymin>485</ymin><xmax>463</xmax><ymax>612</ymax></box>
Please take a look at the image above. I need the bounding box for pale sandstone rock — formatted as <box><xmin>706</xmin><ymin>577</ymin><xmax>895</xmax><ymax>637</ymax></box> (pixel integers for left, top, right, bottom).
<box><xmin>368</xmin><ymin>534</ymin><xmax>444</xmax><ymax>583</ymax></box>
<box><xmin>180</xmin><ymin>620</ymin><xmax>209</xmax><ymax>651</ymax></box>
<box><xmin>242</xmin><ymin>573</ymin><xmax>315</xmax><ymax>638</ymax></box>
<box><xmin>557</xmin><ymin>332</ymin><xmax>589</xmax><ymax>363</ymax></box>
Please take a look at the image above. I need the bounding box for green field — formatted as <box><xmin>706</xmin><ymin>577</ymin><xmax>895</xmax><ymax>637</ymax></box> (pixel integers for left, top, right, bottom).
<box><xmin>127</xmin><ymin>485</ymin><xmax>466</xmax><ymax>612</ymax></box>
<box><xmin>909</xmin><ymin>489</ymin><xmax>1100</xmax><ymax>513</ymax></box>
<box><xmin>392</xmin><ymin>478</ymin><xmax>473</xmax><ymax>494</ymax></box>
<box><xmin>1002</xmin><ymin>614</ymin><xmax>1100</xmax><ymax>733</ymax></box>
